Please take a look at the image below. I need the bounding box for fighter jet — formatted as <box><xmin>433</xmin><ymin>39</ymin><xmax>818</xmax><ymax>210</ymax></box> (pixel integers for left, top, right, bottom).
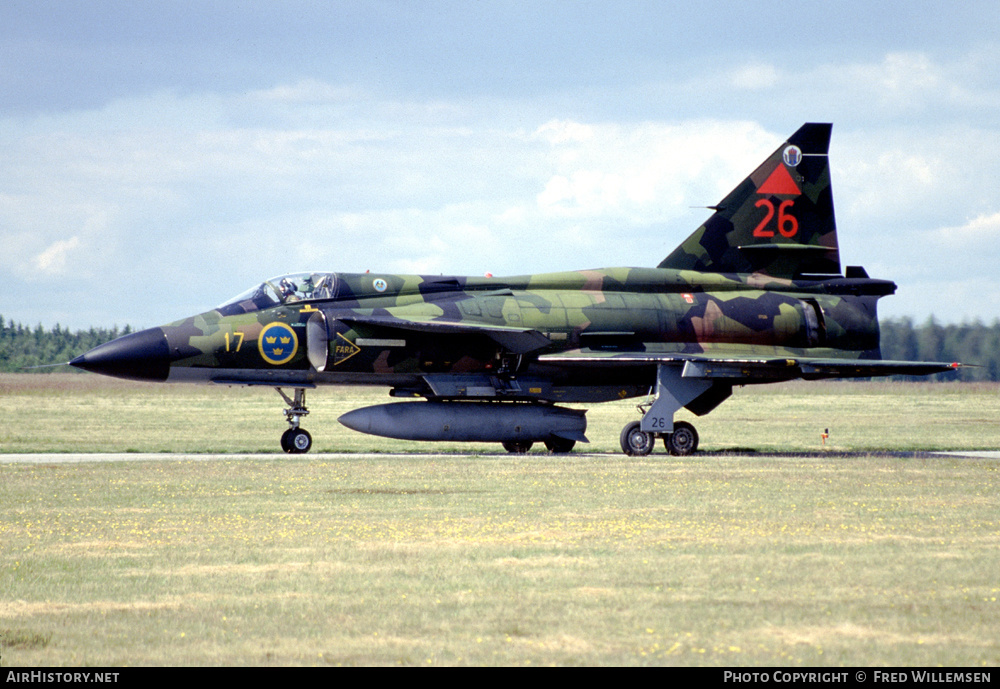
<box><xmin>71</xmin><ymin>123</ymin><xmax>960</xmax><ymax>455</ymax></box>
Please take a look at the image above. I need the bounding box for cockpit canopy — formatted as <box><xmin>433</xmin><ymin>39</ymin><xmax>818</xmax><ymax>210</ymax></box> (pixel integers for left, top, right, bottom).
<box><xmin>217</xmin><ymin>272</ymin><xmax>338</xmax><ymax>315</ymax></box>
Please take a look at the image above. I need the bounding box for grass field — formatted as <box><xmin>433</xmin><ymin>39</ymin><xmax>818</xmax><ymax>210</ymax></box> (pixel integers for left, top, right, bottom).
<box><xmin>1</xmin><ymin>375</ymin><xmax>999</xmax><ymax>666</ymax></box>
<box><xmin>3</xmin><ymin>374</ymin><xmax>1000</xmax><ymax>454</ymax></box>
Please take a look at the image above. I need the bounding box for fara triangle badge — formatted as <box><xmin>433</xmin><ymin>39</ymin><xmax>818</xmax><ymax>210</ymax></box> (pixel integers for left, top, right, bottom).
<box><xmin>332</xmin><ymin>332</ymin><xmax>361</xmax><ymax>366</ymax></box>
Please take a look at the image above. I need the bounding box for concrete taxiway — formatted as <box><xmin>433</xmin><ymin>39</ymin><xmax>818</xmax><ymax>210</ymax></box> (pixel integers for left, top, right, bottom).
<box><xmin>3</xmin><ymin>451</ymin><xmax>1000</xmax><ymax>464</ymax></box>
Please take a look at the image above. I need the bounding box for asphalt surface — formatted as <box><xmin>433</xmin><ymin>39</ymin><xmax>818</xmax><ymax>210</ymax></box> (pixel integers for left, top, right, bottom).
<box><xmin>2</xmin><ymin>451</ymin><xmax>1000</xmax><ymax>464</ymax></box>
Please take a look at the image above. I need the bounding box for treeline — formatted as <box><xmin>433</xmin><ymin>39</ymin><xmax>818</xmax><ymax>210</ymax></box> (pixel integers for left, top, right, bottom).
<box><xmin>1</xmin><ymin>314</ymin><xmax>999</xmax><ymax>380</ymax></box>
<box><xmin>879</xmin><ymin>317</ymin><xmax>1000</xmax><ymax>382</ymax></box>
<box><xmin>0</xmin><ymin>316</ymin><xmax>132</xmax><ymax>372</ymax></box>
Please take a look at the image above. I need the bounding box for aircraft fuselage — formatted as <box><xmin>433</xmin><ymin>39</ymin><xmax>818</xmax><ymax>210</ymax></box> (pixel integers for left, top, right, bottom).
<box><xmin>76</xmin><ymin>267</ymin><xmax>893</xmax><ymax>402</ymax></box>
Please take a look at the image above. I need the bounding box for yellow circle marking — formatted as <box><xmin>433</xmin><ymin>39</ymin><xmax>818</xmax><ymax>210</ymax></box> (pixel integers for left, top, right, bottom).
<box><xmin>258</xmin><ymin>322</ymin><xmax>299</xmax><ymax>365</ymax></box>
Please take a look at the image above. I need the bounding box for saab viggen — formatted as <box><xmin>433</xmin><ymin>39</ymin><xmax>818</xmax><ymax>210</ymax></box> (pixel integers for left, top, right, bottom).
<box><xmin>71</xmin><ymin>123</ymin><xmax>961</xmax><ymax>455</ymax></box>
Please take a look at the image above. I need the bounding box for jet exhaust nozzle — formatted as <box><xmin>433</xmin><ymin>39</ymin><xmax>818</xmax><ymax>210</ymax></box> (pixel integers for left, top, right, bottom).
<box><xmin>338</xmin><ymin>401</ymin><xmax>588</xmax><ymax>443</ymax></box>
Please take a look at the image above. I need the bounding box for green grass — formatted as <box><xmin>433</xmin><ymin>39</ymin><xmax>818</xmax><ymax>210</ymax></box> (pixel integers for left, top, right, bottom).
<box><xmin>1</xmin><ymin>453</ymin><xmax>998</xmax><ymax>666</ymax></box>
<box><xmin>1</xmin><ymin>375</ymin><xmax>999</xmax><ymax>665</ymax></box>
<box><xmin>2</xmin><ymin>374</ymin><xmax>1000</xmax><ymax>454</ymax></box>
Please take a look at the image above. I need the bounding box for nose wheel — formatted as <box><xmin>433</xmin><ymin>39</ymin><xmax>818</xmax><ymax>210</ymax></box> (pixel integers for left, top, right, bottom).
<box><xmin>276</xmin><ymin>387</ymin><xmax>312</xmax><ymax>454</ymax></box>
<box><xmin>281</xmin><ymin>427</ymin><xmax>312</xmax><ymax>453</ymax></box>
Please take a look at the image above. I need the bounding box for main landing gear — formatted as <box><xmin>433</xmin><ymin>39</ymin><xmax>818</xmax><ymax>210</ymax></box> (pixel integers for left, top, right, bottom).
<box><xmin>619</xmin><ymin>364</ymin><xmax>710</xmax><ymax>457</ymax></box>
<box><xmin>620</xmin><ymin>419</ymin><xmax>699</xmax><ymax>456</ymax></box>
<box><xmin>276</xmin><ymin>387</ymin><xmax>312</xmax><ymax>454</ymax></box>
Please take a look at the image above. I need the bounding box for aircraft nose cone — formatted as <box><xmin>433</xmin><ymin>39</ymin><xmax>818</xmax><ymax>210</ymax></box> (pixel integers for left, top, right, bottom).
<box><xmin>70</xmin><ymin>327</ymin><xmax>172</xmax><ymax>382</ymax></box>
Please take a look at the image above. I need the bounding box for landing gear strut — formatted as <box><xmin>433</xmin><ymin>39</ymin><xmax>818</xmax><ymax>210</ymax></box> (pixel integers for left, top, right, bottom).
<box><xmin>276</xmin><ymin>387</ymin><xmax>312</xmax><ymax>454</ymax></box>
<box><xmin>620</xmin><ymin>364</ymin><xmax>708</xmax><ymax>457</ymax></box>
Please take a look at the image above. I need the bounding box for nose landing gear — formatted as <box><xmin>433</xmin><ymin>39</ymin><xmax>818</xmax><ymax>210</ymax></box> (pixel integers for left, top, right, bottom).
<box><xmin>276</xmin><ymin>387</ymin><xmax>312</xmax><ymax>453</ymax></box>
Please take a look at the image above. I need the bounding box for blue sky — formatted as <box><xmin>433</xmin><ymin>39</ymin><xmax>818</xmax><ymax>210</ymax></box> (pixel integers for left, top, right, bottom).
<box><xmin>3</xmin><ymin>1</ymin><xmax>1000</xmax><ymax>329</ymax></box>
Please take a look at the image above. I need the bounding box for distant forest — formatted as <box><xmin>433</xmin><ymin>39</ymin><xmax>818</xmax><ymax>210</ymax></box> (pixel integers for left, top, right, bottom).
<box><xmin>0</xmin><ymin>316</ymin><xmax>133</xmax><ymax>374</ymax></box>
<box><xmin>2</xmin><ymin>314</ymin><xmax>999</xmax><ymax>381</ymax></box>
<box><xmin>879</xmin><ymin>317</ymin><xmax>1000</xmax><ymax>381</ymax></box>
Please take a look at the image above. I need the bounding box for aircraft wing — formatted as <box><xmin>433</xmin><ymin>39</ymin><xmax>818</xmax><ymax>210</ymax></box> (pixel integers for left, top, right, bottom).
<box><xmin>538</xmin><ymin>349</ymin><xmax>962</xmax><ymax>380</ymax></box>
<box><xmin>338</xmin><ymin>315</ymin><xmax>552</xmax><ymax>354</ymax></box>
<box><xmin>785</xmin><ymin>358</ymin><xmax>961</xmax><ymax>378</ymax></box>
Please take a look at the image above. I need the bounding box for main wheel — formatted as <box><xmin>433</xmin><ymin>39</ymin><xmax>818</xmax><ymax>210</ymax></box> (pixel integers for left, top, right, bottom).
<box><xmin>502</xmin><ymin>441</ymin><xmax>533</xmax><ymax>454</ymax></box>
<box><xmin>664</xmin><ymin>421</ymin><xmax>698</xmax><ymax>456</ymax></box>
<box><xmin>282</xmin><ymin>428</ymin><xmax>312</xmax><ymax>454</ymax></box>
<box><xmin>544</xmin><ymin>438</ymin><xmax>575</xmax><ymax>454</ymax></box>
<box><xmin>620</xmin><ymin>421</ymin><xmax>653</xmax><ymax>456</ymax></box>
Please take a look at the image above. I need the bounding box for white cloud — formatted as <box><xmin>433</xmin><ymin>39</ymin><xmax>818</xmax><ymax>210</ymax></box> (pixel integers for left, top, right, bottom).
<box><xmin>4</xmin><ymin>57</ymin><xmax>1000</xmax><ymax>328</ymax></box>
<box><xmin>537</xmin><ymin>171</ymin><xmax>622</xmax><ymax>217</ymax></box>
<box><xmin>804</xmin><ymin>50</ymin><xmax>991</xmax><ymax>116</ymax></box>
<box><xmin>839</xmin><ymin>149</ymin><xmax>943</xmax><ymax>220</ymax></box>
<box><xmin>34</xmin><ymin>236</ymin><xmax>81</xmax><ymax>274</ymax></box>
<box><xmin>878</xmin><ymin>52</ymin><xmax>942</xmax><ymax>94</ymax></box>
<box><xmin>532</xmin><ymin>119</ymin><xmax>774</xmax><ymax>223</ymax></box>
<box><xmin>251</xmin><ymin>79</ymin><xmax>359</xmax><ymax>104</ymax></box>
<box><xmin>729</xmin><ymin>63</ymin><xmax>780</xmax><ymax>90</ymax></box>
<box><xmin>925</xmin><ymin>211</ymin><xmax>1000</xmax><ymax>248</ymax></box>
<box><xmin>533</xmin><ymin>119</ymin><xmax>595</xmax><ymax>144</ymax></box>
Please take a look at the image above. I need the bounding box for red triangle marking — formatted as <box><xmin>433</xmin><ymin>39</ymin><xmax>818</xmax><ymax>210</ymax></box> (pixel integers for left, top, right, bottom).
<box><xmin>757</xmin><ymin>164</ymin><xmax>801</xmax><ymax>196</ymax></box>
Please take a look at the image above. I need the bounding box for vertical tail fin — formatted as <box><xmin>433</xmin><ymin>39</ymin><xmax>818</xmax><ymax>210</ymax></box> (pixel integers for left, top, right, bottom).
<box><xmin>658</xmin><ymin>123</ymin><xmax>840</xmax><ymax>278</ymax></box>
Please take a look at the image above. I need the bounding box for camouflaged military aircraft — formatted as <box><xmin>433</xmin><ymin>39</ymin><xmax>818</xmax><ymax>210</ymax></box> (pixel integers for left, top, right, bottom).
<box><xmin>71</xmin><ymin>123</ymin><xmax>960</xmax><ymax>455</ymax></box>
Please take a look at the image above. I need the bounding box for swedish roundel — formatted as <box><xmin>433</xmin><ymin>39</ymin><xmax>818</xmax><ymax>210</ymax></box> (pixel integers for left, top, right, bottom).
<box><xmin>258</xmin><ymin>322</ymin><xmax>299</xmax><ymax>365</ymax></box>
